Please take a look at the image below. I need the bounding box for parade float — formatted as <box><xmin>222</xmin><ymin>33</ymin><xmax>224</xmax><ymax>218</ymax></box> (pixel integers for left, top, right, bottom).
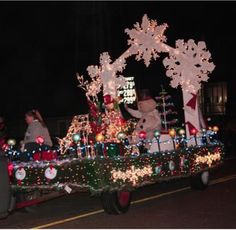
<box><xmin>0</xmin><ymin>14</ymin><xmax>224</xmax><ymax>217</ymax></box>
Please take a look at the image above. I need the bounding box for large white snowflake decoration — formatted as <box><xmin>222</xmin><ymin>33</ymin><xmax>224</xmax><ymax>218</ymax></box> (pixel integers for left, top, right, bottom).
<box><xmin>163</xmin><ymin>39</ymin><xmax>215</xmax><ymax>93</ymax></box>
<box><xmin>77</xmin><ymin>52</ymin><xmax>126</xmax><ymax>100</ymax></box>
<box><xmin>99</xmin><ymin>52</ymin><xmax>126</xmax><ymax>98</ymax></box>
<box><xmin>125</xmin><ymin>14</ymin><xmax>168</xmax><ymax>67</ymax></box>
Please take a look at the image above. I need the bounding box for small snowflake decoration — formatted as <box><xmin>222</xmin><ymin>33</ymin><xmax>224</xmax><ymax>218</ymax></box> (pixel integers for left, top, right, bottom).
<box><xmin>163</xmin><ymin>39</ymin><xmax>215</xmax><ymax>93</ymax></box>
<box><xmin>125</xmin><ymin>14</ymin><xmax>168</xmax><ymax>67</ymax></box>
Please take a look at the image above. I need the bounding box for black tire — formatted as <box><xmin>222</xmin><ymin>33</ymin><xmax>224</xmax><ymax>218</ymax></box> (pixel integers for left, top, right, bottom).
<box><xmin>101</xmin><ymin>190</ymin><xmax>132</xmax><ymax>215</ymax></box>
<box><xmin>190</xmin><ymin>170</ymin><xmax>210</xmax><ymax>190</ymax></box>
<box><xmin>0</xmin><ymin>153</ymin><xmax>11</xmax><ymax>219</ymax></box>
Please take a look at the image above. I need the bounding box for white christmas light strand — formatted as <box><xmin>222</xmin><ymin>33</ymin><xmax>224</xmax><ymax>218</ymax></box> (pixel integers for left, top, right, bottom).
<box><xmin>10</xmin><ymin>134</ymin><xmax>221</xmax><ymax>170</ymax></box>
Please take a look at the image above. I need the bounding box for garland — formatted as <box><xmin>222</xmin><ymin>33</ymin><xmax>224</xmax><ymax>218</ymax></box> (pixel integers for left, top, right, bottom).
<box><xmin>9</xmin><ymin>144</ymin><xmax>224</xmax><ymax>194</ymax></box>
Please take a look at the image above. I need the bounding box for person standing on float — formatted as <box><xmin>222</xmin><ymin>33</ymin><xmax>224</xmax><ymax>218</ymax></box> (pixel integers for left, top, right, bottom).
<box><xmin>21</xmin><ymin>109</ymin><xmax>52</xmax><ymax>153</ymax></box>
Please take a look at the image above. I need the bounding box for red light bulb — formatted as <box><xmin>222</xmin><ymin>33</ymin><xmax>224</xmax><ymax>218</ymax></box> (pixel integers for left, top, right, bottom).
<box><xmin>139</xmin><ymin>131</ymin><xmax>147</xmax><ymax>139</ymax></box>
<box><xmin>190</xmin><ymin>129</ymin><xmax>197</xmax><ymax>135</ymax></box>
<box><xmin>36</xmin><ymin>136</ymin><xmax>44</xmax><ymax>145</ymax></box>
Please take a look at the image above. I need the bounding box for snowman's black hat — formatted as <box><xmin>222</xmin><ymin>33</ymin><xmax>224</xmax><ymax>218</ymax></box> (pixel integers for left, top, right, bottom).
<box><xmin>137</xmin><ymin>89</ymin><xmax>153</xmax><ymax>101</ymax></box>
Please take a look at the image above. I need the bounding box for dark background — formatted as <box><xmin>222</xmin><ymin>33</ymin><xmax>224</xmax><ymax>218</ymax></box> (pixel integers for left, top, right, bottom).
<box><xmin>0</xmin><ymin>1</ymin><xmax>235</xmax><ymax>121</ymax></box>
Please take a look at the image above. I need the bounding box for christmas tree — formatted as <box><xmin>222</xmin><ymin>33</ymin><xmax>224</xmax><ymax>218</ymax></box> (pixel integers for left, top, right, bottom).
<box><xmin>155</xmin><ymin>86</ymin><xmax>178</xmax><ymax>131</ymax></box>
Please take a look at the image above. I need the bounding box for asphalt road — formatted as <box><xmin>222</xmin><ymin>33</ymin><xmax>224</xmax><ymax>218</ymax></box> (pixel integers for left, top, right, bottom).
<box><xmin>1</xmin><ymin>157</ymin><xmax>236</xmax><ymax>229</ymax></box>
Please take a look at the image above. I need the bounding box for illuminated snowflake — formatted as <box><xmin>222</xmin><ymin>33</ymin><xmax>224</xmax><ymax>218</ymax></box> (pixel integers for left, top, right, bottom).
<box><xmin>163</xmin><ymin>39</ymin><xmax>215</xmax><ymax>93</ymax></box>
<box><xmin>77</xmin><ymin>52</ymin><xmax>126</xmax><ymax>100</ymax></box>
<box><xmin>125</xmin><ymin>14</ymin><xmax>168</xmax><ymax>67</ymax></box>
<box><xmin>99</xmin><ymin>52</ymin><xmax>126</xmax><ymax>98</ymax></box>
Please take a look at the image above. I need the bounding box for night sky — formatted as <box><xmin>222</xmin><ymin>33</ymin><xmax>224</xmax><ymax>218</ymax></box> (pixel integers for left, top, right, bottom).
<box><xmin>0</xmin><ymin>1</ymin><xmax>235</xmax><ymax>121</ymax></box>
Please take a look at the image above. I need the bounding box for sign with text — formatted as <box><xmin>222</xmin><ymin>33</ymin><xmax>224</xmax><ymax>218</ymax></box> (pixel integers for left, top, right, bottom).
<box><xmin>118</xmin><ymin>77</ymin><xmax>136</xmax><ymax>104</ymax></box>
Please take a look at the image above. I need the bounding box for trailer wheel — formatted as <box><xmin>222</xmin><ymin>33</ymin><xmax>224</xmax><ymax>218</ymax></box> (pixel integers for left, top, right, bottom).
<box><xmin>0</xmin><ymin>154</ymin><xmax>11</xmax><ymax>219</ymax></box>
<box><xmin>190</xmin><ymin>171</ymin><xmax>209</xmax><ymax>190</ymax></box>
<box><xmin>101</xmin><ymin>191</ymin><xmax>131</xmax><ymax>214</ymax></box>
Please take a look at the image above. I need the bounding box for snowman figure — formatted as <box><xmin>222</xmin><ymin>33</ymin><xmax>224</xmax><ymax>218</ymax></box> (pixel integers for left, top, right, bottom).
<box><xmin>124</xmin><ymin>89</ymin><xmax>162</xmax><ymax>145</ymax></box>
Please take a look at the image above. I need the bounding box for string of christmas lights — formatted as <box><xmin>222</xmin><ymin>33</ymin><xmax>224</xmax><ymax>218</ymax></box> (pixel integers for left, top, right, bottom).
<box><xmin>4</xmin><ymin>126</ymin><xmax>221</xmax><ymax>162</ymax></box>
<box><xmin>8</xmin><ymin>144</ymin><xmax>224</xmax><ymax>193</ymax></box>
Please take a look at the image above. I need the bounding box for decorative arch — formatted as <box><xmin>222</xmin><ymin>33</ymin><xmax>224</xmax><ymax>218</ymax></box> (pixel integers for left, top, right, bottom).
<box><xmin>77</xmin><ymin>14</ymin><xmax>215</xmax><ymax>139</ymax></box>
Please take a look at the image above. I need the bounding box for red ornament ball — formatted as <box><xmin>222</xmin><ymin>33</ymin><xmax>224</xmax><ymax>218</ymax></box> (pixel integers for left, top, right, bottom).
<box><xmin>36</xmin><ymin>136</ymin><xmax>45</xmax><ymax>145</ymax></box>
<box><xmin>138</xmin><ymin>131</ymin><xmax>147</xmax><ymax>139</ymax></box>
<box><xmin>103</xmin><ymin>94</ymin><xmax>114</xmax><ymax>105</ymax></box>
<box><xmin>190</xmin><ymin>129</ymin><xmax>197</xmax><ymax>135</ymax></box>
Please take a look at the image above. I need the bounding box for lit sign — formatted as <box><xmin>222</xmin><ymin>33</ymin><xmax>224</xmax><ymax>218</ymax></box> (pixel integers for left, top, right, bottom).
<box><xmin>195</xmin><ymin>151</ymin><xmax>221</xmax><ymax>167</ymax></box>
<box><xmin>117</xmin><ymin>77</ymin><xmax>136</xmax><ymax>104</ymax></box>
<box><xmin>111</xmin><ymin>165</ymin><xmax>153</xmax><ymax>186</ymax></box>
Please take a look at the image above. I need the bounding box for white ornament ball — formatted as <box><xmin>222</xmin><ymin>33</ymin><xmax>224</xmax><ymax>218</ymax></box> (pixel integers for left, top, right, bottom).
<box><xmin>15</xmin><ymin>168</ymin><xmax>26</xmax><ymax>181</ymax></box>
<box><xmin>45</xmin><ymin>167</ymin><xmax>57</xmax><ymax>180</ymax></box>
<box><xmin>155</xmin><ymin>165</ymin><xmax>162</xmax><ymax>174</ymax></box>
<box><xmin>169</xmin><ymin>160</ymin><xmax>175</xmax><ymax>171</ymax></box>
